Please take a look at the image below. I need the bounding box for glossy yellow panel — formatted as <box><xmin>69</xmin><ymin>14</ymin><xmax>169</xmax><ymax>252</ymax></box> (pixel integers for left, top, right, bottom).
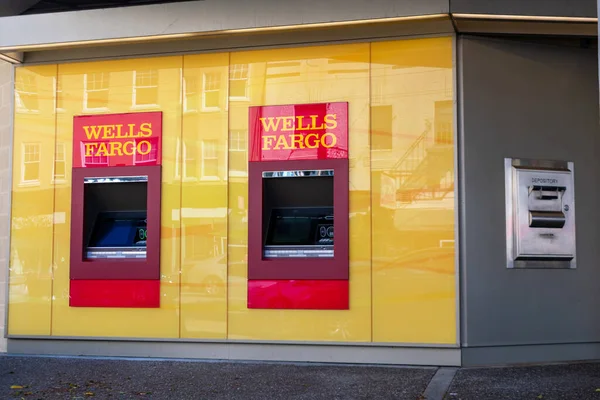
<box><xmin>8</xmin><ymin>65</ymin><xmax>57</xmax><ymax>335</ymax></box>
<box><xmin>180</xmin><ymin>53</ymin><xmax>228</xmax><ymax>339</ymax></box>
<box><xmin>51</xmin><ymin>56</ymin><xmax>182</xmax><ymax>338</ymax></box>
<box><xmin>228</xmin><ymin>44</ymin><xmax>372</xmax><ymax>342</ymax></box>
<box><xmin>371</xmin><ymin>37</ymin><xmax>456</xmax><ymax>344</ymax></box>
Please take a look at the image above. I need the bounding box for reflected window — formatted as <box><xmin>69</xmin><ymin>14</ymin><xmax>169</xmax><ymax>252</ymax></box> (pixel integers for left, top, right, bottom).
<box><xmin>202</xmin><ymin>72</ymin><xmax>221</xmax><ymax>110</ymax></box>
<box><xmin>229</xmin><ymin>64</ymin><xmax>249</xmax><ymax>100</ymax></box>
<box><xmin>84</xmin><ymin>72</ymin><xmax>109</xmax><ymax>111</ymax></box>
<box><xmin>327</xmin><ymin>58</ymin><xmax>369</xmax><ymax>75</ymax></box>
<box><xmin>229</xmin><ymin>130</ymin><xmax>247</xmax><ymax>176</ymax></box>
<box><xmin>55</xmin><ymin>77</ymin><xmax>65</xmax><ymax>112</ymax></box>
<box><xmin>201</xmin><ymin>140</ymin><xmax>219</xmax><ymax>179</ymax></box>
<box><xmin>21</xmin><ymin>143</ymin><xmax>41</xmax><ymax>184</ymax></box>
<box><xmin>183</xmin><ymin>141</ymin><xmax>198</xmax><ymax>180</ymax></box>
<box><xmin>134</xmin><ymin>139</ymin><xmax>158</xmax><ymax>165</ymax></box>
<box><xmin>84</xmin><ymin>154</ymin><xmax>109</xmax><ymax>167</ymax></box>
<box><xmin>372</xmin><ymin>105</ymin><xmax>393</xmax><ymax>151</ymax></box>
<box><xmin>183</xmin><ymin>76</ymin><xmax>199</xmax><ymax>112</ymax></box>
<box><xmin>265</xmin><ymin>61</ymin><xmax>302</xmax><ymax>80</ymax></box>
<box><xmin>53</xmin><ymin>142</ymin><xmax>66</xmax><ymax>181</ymax></box>
<box><xmin>15</xmin><ymin>73</ymin><xmax>38</xmax><ymax>112</ymax></box>
<box><xmin>133</xmin><ymin>70</ymin><xmax>159</xmax><ymax>107</ymax></box>
<box><xmin>434</xmin><ymin>100</ymin><xmax>453</xmax><ymax>146</ymax></box>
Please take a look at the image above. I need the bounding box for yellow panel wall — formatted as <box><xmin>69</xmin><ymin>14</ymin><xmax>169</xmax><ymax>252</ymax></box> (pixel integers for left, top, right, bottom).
<box><xmin>8</xmin><ymin>65</ymin><xmax>57</xmax><ymax>335</ymax></box>
<box><xmin>227</xmin><ymin>44</ymin><xmax>373</xmax><ymax>342</ymax></box>
<box><xmin>371</xmin><ymin>37</ymin><xmax>456</xmax><ymax>344</ymax></box>
<box><xmin>51</xmin><ymin>57</ymin><xmax>182</xmax><ymax>337</ymax></box>
<box><xmin>180</xmin><ymin>53</ymin><xmax>229</xmax><ymax>339</ymax></box>
<box><xmin>8</xmin><ymin>37</ymin><xmax>456</xmax><ymax>345</ymax></box>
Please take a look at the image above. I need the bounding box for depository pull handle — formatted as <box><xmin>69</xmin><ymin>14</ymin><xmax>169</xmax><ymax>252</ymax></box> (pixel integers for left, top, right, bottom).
<box><xmin>529</xmin><ymin>211</ymin><xmax>566</xmax><ymax>228</ymax></box>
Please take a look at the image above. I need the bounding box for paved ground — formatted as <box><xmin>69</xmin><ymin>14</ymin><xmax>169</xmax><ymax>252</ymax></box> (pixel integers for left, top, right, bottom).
<box><xmin>0</xmin><ymin>356</ymin><xmax>436</xmax><ymax>400</ymax></box>
<box><xmin>1</xmin><ymin>356</ymin><xmax>600</xmax><ymax>400</ymax></box>
<box><xmin>445</xmin><ymin>362</ymin><xmax>600</xmax><ymax>400</ymax></box>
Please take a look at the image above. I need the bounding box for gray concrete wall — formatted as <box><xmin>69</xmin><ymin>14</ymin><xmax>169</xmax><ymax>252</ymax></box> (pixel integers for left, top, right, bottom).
<box><xmin>451</xmin><ymin>0</ymin><xmax>597</xmax><ymax>18</ymax></box>
<box><xmin>0</xmin><ymin>61</ymin><xmax>12</xmax><ymax>352</ymax></box>
<box><xmin>459</xmin><ymin>35</ymin><xmax>600</xmax><ymax>365</ymax></box>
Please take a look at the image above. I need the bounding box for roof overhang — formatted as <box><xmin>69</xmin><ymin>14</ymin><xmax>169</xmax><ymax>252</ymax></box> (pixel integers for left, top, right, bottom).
<box><xmin>0</xmin><ymin>0</ymin><xmax>596</xmax><ymax>64</ymax></box>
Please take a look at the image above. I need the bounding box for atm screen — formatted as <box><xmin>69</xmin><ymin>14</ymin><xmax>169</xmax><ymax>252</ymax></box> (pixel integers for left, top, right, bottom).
<box><xmin>264</xmin><ymin>207</ymin><xmax>334</xmax><ymax>258</ymax></box>
<box><xmin>86</xmin><ymin>211</ymin><xmax>147</xmax><ymax>259</ymax></box>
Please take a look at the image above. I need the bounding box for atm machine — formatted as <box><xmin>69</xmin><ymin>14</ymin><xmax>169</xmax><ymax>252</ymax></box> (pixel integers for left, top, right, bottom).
<box><xmin>246</xmin><ymin>102</ymin><xmax>350</xmax><ymax>310</ymax></box>
<box><xmin>69</xmin><ymin>112</ymin><xmax>162</xmax><ymax>308</ymax></box>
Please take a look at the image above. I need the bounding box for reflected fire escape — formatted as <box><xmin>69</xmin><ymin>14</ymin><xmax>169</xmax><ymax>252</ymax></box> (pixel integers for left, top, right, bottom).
<box><xmin>389</xmin><ymin>105</ymin><xmax>454</xmax><ymax>207</ymax></box>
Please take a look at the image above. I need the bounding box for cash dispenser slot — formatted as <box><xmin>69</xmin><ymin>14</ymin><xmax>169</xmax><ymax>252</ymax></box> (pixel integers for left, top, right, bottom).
<box><xmin>262</xmin><ymin>170</ymin><xmax>334</xmax><ymax>259</ymax></box>
<box><xmin>83</xmin><ymin>175</ymin><xmax>148</xmax><ymax>260</ymax></box>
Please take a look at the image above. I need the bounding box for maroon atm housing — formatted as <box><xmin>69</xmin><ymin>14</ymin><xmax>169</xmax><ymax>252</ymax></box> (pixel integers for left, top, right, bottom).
<box><xmin>69</xmin><ymin>112</ymin><xmax>163</xmax><ymax>308</ymax></box>
<box><xmin>247</xmin><ymin>102</ymin><xmax>350</xmax><ymax>310</ymax></box>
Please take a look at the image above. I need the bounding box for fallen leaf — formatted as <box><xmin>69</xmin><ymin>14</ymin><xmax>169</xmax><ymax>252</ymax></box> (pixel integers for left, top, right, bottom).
<box><xmin>11</xmin><ymin>385</ymin><xmax>24</xmax><ymax>389</ymax></box>
<box><xmin>596</xmin><ymin>389</ymin><xmax>600</xmax><ymax>392</ymax></box>
<box><xmin>84</xmin><ymin>392</ymin><xmax>94</xmax><ymax>397</ymax></box>
<box><xmin>537</xmin><ymin>396</ymin><xmax>543</xmax><ymax>399</ymax></box>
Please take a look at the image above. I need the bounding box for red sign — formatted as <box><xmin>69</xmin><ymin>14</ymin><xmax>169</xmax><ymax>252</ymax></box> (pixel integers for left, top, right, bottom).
<box><xmin>249</xmin><ymin>102</ymin><xmax>348</xmax><ymax>162</ymax></box>
<box><xmin>72</xmin><ymin>112</ymin><xmax>162</xmax><ymax>168</ymax></box>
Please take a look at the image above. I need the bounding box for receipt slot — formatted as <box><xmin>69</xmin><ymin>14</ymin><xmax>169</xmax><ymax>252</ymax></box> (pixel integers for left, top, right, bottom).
<box><xmin>505</xmin><ymin>158</ymin><xmax>576</xmax><ymax>269</ymax></box>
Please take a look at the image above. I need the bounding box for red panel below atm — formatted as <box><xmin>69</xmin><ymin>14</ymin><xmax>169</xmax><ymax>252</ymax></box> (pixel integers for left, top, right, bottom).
<box><xmin>70</xmin><ymin>280</ymin><xmax>160</xmax><ymax>308</ymax></box>
<box><xmin>248</xmin><ymin>280</ymin><xmax>349</xmax><ymax>310</ymax></box>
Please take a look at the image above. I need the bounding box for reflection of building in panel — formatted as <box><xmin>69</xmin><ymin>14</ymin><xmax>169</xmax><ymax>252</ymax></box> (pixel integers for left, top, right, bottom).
<box><xmin>201</xmin><ymin>140</ymin><xmax>219</xmax><ymax>179</ymax></box>
<box><xmin>434</xmin><ymin>100</ymin><xmax>453</xmax><ymax>146</ymax></box>
<box><xmin>21</xmin><ymin>143</ymin><xmax>41</xmax><ymax>185</ymax></box>
<box><xmin>229</xmin><ymin>130</ymin><xmax>247</xmax><ymax>177</ymax></box>
<box><xmin>202</xmin><ymin>71</ymin><xmax>221</xmax><ymax>111</ymax></box>
<box><xmin>229</xmin><ymin>64</ymin><xmax>249</xmax><ymax>100</ymax></box>
<box><xmin>133</xmin><ymin>70</ymin><xmax>159</xmax><ymax>108</ymax></box>
<box><xmin>83</xmin><ymin>72</ymin><xmax>109</xmax><ymax>111</ymax></box>
<box><xmin>370</xmin><ymin>60</ymin><xmax>454</xmax><ymax>213</ymax></box>
<box><xmin>182</xmin><ymin>141</ymin><xmax>198</xmax><ymax>180</ymax></box>
<box><xmin>183</xmin><ymin>76</ymin><xmax>199</xmax><ymax>113</ymax></box>
<box><xmin>15</xmin><ymin>73</ymin><xmax>39</xmax><ymax>112</ymax></box>
<box><xmin>53</xmin><ymin>142</ymin><xmax>66</xmax><ymax>182</ymax></box>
